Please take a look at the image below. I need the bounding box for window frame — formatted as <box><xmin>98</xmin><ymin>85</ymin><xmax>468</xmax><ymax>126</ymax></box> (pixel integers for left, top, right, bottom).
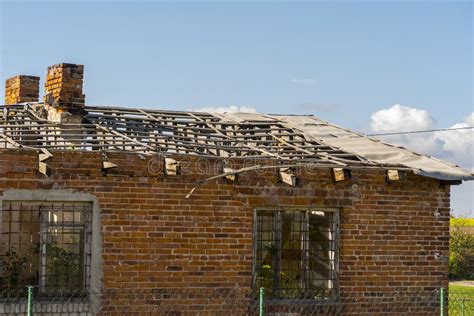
<box><xmin>0</xmin><ymin>189</ymin><xmax>102</xmax><ymax>313</ymax></box>
<box><xmin>38</xmin><ymin>202</ymin><xmax>93</xmax><ymax>295</ymax></box>
<box><xmin>1</xmin><ymin>201</ymin><xmax>93</xmax><ymax>296</ymax></box>
<box><xmin>252</xmin><ymin>206</ymin><xmax>340</xmax><ymax>301</ymax></box>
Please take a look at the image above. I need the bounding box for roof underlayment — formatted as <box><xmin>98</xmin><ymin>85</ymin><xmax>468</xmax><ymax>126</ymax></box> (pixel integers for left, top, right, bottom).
<box><xmin>0</xmin><ymin>103</ymin><xmax>472</xmax><ymax>181</ymax></box>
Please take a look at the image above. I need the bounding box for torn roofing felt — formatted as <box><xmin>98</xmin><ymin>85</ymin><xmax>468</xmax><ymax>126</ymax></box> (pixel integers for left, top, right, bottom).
<box><xmin>0</xmin><ymin>103</ymin><xmax>472</xmax><ymax>181</ymax></box>
<box><xmin>265</xmin><ymin>115</ymin><xmax>473</xmax><ymax>181</ymax></box>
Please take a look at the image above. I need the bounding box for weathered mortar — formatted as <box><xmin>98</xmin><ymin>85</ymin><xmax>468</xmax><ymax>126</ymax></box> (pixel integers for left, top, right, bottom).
<box><xmin>0</xmin><ymin>149</ymin><xmax>450</xmax><ymax>314</ymax></box>
<box><xmin>44</xmin><ymin>63</ymin><xmax>85</xmax><ymax>113</ymax></box>
<box><xmin>4</xmin><ymin>75</ymin><xmax>40</xmax><ymax>105</ymax></box>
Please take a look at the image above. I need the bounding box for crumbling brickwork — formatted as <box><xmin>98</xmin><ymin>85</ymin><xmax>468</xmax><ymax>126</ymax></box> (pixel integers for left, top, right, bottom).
<box><xmin>44</xmin><ymin>63</ymin><xmax>85</xmax><ymax>112</ymax></box>
<box><xmin>4</xmin><ymin>75</ymin><xmax>40</xmax><ymax>105</ymax></box>
<box><xmin>0</xmin><ymin>149</ymin><xmax>450</xmax><ymax>315</ymax></box>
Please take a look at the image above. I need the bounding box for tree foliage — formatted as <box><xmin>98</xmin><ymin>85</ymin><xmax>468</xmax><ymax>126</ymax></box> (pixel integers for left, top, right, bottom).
<box><xmin>449</xmin><ymin>226</ymin><xmax>474</xmax><ymax>280</ymax></box>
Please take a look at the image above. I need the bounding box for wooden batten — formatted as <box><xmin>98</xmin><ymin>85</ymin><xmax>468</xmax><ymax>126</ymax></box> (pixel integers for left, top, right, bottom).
<box><xmin>332</xmin><ymin>168</ymin><xmax>351</xmax><ymax>182</ymax></box>
<box><xmin>223</xmin><ymin>167</ymin><xmax>238</xmax><ymax>182</ymax></box>
<box><xmin>387</xmin><ymin>169</ymin><xmax>402</xmax><ymax>181</ymax></box>
<box><xmin>165</xmin><ymin>158</ymin><xmax>181</xmax><ymax>176</ymax></box>
<box><xmin>102</xmin><ymin>161</ymin><xmax>117</xmax><ymax>170</ymax></box>
<box><xmin>39</xmin><ymin>149</ymin><xmax>53</xmax><ymax>162</ymax></box>
<box><xmin>279</xmin><ymin>167</ymin><xmax>296</xmax><ymax>186</ymax></box>
<box><xmin>38</xmin><ymin>161</ymin><xmax>50</xmax><ymax>177</ymax></box>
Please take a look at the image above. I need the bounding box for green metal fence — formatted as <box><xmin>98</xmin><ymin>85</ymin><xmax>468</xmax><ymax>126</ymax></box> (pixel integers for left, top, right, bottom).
<box><xmin>0</xmin><ymin>285</ymin><xmax>473</xmax><ymax>315</ymax></box>
<box><xmin>257</xmin><ymin>287</ymin><xmax>474</xmax><ymax>316</ymax></box>
<box><xmin>440</xmin><ymin>287</ymin><xmax>474</xmax><ymax>316</ymax></box>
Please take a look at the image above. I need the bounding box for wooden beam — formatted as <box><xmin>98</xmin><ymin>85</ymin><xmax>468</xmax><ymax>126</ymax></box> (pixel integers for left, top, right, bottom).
<box><xmin>223</xmin><ymin>167</ymin><xmax>238</xmax><ymax>182</ymax></box>
<box><xmin>332</xmin><ymin>168</ymin><xmax>351</xmax><ymax>182</ymax></box>
<box><xmin>187</xmin><ymin>112</ymin><xmax>287</xmax><ymax>160</ymax></box>
<box><xmin>165</xmin><ymin>158</ymin><xmax>180</xmax><ymax>176</ymax></box>
<box><xmin>102</xmin><ymin>161</ymin><xmax>117</xmax><ymax>170</ymax></box>
<box><xmin>38</xmin><ymin>161</ymin><xmax>50</xmax><ymax>177</ymax></box>
<box><xmin>387</xmin><ymin>169</ymin><xmax>402</xmax><ymax>181</ymax></box>
<box><xmin>39</xmin><ymin>149</ymin><xmax>53</xmax><ymax>162</ymax></box>
<box><xmin>279</xmin><ymin>167</ymin><xmax>296</xmax><ymax>186</ymax></box>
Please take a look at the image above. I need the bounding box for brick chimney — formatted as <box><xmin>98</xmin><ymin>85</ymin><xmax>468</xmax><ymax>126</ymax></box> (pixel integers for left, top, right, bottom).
<box><xmin>44</xmin><ymin>63</ymin><xmax>85</xmax><ymax>113</ymax></box>
<box><xmin>4</xmin><ymin>75</ymin><xmax>40</xmax><ymax>105</ymax></box>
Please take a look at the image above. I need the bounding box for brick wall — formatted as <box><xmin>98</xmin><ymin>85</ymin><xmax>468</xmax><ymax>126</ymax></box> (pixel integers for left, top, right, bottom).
<box><xmin>4</xmin><ymin>75</ymin><xmax>40</xmax><ymax>105</ymax></box>
<box><xmin>44</xmin><ymin>63</ymin><xmax>85</xmax><ymax>112</ymax></box>
<box><xmin>0</xmin><ymin>149</ymin><xmax>450</xmax><ymax>315</ymax></box>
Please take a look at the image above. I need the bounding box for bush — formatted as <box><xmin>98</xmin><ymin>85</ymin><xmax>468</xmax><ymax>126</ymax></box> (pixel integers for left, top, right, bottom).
<box><xmin>449</xmin><ymin>226</ymin><xmax>474</xmax><ymax>280</ymax></box>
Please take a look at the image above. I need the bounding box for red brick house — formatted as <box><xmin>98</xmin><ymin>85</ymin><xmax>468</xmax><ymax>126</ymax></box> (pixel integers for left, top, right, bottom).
<box><xmin>0</xmin><ymin>63</ymin><xmax>472</xmax><ymax>315</ymax></box>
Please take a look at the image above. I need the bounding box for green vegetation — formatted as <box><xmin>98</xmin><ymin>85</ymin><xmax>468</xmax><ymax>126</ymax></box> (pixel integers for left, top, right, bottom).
<box><xmin>451</xmin><ymin>218</ymin><xmax>474</xmax><ymax>227</ymax></box>
<box><xmin>448</xmin><ymin>284</ymin><xmax>474</xmax><ymax>315</ymax></box>
<box><xmin>450</xmin><ymin>284</ymin><xmax>474</xmax><ymax>295</ymax></box>
<box><xmin>0</xmin><ymin>250</ymin><xmax>37</xmax><ymax>297</ymax></box>
<box><xmin>449</xmin><ymin>226</ymin><xmax>474</xmax><ymax>280</ymax></box>
<box><xmin>45</xmin><ymin>243</ymin><xmax>83</xmax><ymax>295</ymax></box>
<box><xmin>449</xmin><ymin>217</ymin><xmax>474</xmax><ymax>280</ymax></box>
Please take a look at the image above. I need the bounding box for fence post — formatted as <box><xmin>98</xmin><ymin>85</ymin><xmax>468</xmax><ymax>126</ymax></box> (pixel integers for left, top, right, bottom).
<box><xmin>259</xmin><ymin>287</ymin><xmax>265</xmax><ymax>316</ymax></box>
<box><xmin>440</xmin><ymin>287</ymin><xmax>444</xmax><ymax>316</ymax></box>
<box><xmin>27</xmin><ymin>286</ymin><xmax>33</xmax><ymax>316</ymax></box>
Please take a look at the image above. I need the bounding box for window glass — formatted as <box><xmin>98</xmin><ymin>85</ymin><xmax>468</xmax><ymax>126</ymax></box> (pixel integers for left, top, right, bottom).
<box><xmin>255</xmin><ymin>210</ymin><xmax>277</xmax><ymax>297</ymax></box>
<box><xmin>308</xmin><ymin>210</ymin><xmax>336</xmax><ymax>298</ymax></box>
<box><xmin>0</xmin><ymin>201</ymin><xmax>92</xmax><ymax>297</ymax></box>
<box><xmin>280</xmin><ymin>211</ymin><xmax>304</xmax><ymax>299</ymax></box>
<box><xmin>255</xmin><ymin>209</ymin><xmax>338</xmax><ymax>300</ymax></box>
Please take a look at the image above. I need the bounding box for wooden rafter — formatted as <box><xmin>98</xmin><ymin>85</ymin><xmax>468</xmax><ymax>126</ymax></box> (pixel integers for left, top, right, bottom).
<box><xmin>0</xmin><ymin>103</ymin><xmax>374</xmax><ymax>166</ymax></box>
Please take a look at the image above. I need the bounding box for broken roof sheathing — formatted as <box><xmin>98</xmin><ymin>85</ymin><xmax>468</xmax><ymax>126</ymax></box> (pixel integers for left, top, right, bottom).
<box><xmin>0</xmin><ymin>103</ymin><xmax>472</xmax><ymax>181</ymax></box>
<box><xmin>270</xmin><ymin>115</ymin><xmax>473</xmax><ymax>181</ymax></box>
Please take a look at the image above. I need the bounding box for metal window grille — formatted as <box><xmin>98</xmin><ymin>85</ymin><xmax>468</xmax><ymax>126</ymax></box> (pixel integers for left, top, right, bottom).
<box><xmin>0</xmin><ymin>201</ymin><xmax>92</xmax><ymax>297</ymax></box>
<box><xmin>254</xmin><ymin>209</ymin><xmax>338</xmax><ymax>300</ymax></box>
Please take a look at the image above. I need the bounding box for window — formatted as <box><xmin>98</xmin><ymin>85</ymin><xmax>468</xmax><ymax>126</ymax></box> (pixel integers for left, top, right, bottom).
<box><xmin>0</xmin><ymin>201</ymin><xmax>92</xmax><ymax>297</ymax></box>
<box><xmin>254</xmin><ymin>208</ymin><xmax>338</xmax><ymax>300</ymax></box>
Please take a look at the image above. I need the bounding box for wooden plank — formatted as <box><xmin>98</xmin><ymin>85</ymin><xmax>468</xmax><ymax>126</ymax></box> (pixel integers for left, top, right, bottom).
<box><xmin>102</xmin><ymin>161</ymin><xmax>117</xmax><ymax>170</ymax></box>
<box><xmin>39</xmin><ymin>149</ymin><xmax>53</xmax><ymax>162</ymax></box>
<box><xmin>187</xmin><ymin>112</ymin><xmax>286</xmax><ymax>160</ymax></box>
<box><xmin>279</xmin><ymin>167</ymin><xmax>296</xmax><ymax>186</ymax></box>
<box><xmin>38</xmin><ymin>161</ymin><xmax>50</xmax><ymax>176</ymax></box>
<box><xmin>0</xmin><ymin>133</ymin><xmax>22</xmax><ymax>148</ymax></box>
<box><xmin>90</xmin><ymin>122</ymin><xmax>159</xmax><ymax>153</ymax></box>
<box><xmin>332</xmin><ymin>168</ymin><xmax>351</xmax><ymax>182</ymax></box>
<box><xmin>165</xmin><ymin>158</ymin><xmax>180</xmax><ymax>176</ymax></box>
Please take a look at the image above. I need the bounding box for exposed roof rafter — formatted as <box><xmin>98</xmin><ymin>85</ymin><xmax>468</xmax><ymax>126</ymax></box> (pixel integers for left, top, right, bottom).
<box><xmin>1</xmin><ymin>102</ymin><xmax>472</xmax><ymax>181</ymax></box>
<box><xmin>0</xmin><ymin>103</ymin><xmax>365</xmax><ymax>164</ymax></box>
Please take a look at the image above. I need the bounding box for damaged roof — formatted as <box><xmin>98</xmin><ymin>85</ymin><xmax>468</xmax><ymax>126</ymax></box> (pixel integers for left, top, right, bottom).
<box><xmin>0</xmin><ymin>103</ymin><xmax>472</xmax><ymax>181</ymax></box>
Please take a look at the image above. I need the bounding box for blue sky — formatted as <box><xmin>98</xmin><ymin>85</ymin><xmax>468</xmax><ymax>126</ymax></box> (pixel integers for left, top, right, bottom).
<box><xmin>1</xmin><ymin>1</ymin><xmax>472</xmax><ymax>214</ymax></box>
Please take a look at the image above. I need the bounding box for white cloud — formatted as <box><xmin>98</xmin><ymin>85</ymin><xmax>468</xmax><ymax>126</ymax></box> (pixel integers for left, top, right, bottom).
<box><xmin>194</xmin><ymin>105</ymin><xmax>257</xmax><ymax>113</ymax></box>
<box><xmin>452</xmin><ymin>183</ymin><xmax>474</xmax><ymax>217</ymax></box>
<box><xmin>370</xmin><ymin>105</ymin><xmax>473</xmax><ymax>166</ymax></box>
<box><xmin>434</xmin><ymin>114</ymin><xmax>474</xmax><ymax>167</ymax></box>
<box><xmin>370</xmin><ymin>104</ymin><xmax>436</xmax><ymax>132</ymax></box>
<box><xmin>290</xmin><ymin>78</ymin><xmax>317</xmax><ymax>85</ymax></box>
<box><xmin>370</xmin><ymin>104</ymin><xmax>439</xmax><ymax>154</ymax></box>
<box><xmin>464</xmin><ymin>112</ymin><xmax>474</xmax><ymax>126</ymax></box>
<box><xmin>298</xmin><ymin>102</ymin><xmax>340</xmax><ymax>113</ymax></box>
<box><xmin>370</xmin><ymin>106</ymin><xmax>473</xmax><ymax>216</ymax></box>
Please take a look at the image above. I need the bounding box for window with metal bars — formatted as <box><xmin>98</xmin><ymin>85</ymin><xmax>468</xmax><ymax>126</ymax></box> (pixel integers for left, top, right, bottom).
<box><xmin>254</xmin><ymin>208</ymin><xmax>338</xmax><ymax>300</ymax></box>
<box><xmin>0</xmin><ymin>201</ymin><xmax>92</xmax><ymax>297</ymax></box>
